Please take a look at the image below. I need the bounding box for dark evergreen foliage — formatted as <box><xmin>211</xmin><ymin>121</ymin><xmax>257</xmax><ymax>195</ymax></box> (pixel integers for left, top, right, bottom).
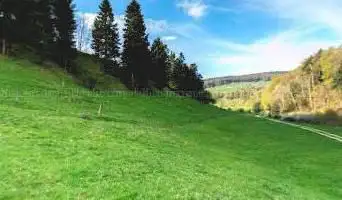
<box><xmin>92</xmin><ymin>0</ymin><xmax>120</xmax><ymax>75</ymax></box>
<box><xmin>167</xmin><ymin>52</ymin><xmax>213</xmax><ymax>103</ymax></box>
<box><xmin>0</xmin><ymin>0</ymin><xmax>55</xmax><ymax>57</ymax></box>
<box><xmin>122</xmin><ymin>0</ymin><xmax>152</xmax><ymax>89</ymax></box>
<box><xmin>151</xmin><ymin>38</ymin><xmax>169</xmax><ymax>89</ymax></box>
<box><xmin>53</xmin><ymin>0</ymin><xmax>77</xmax><ymax>72</ymax></box>
<box><xmin>0</xmin><ymin>0</ymin><xmax>22</xmax><ymax>54</ymax></box>
<box><xmin>1</xmin><ymin>0</ymin><xmax>212</xmax><ymax>103</ymax></box>
<box><xmin>32</xmin><ymin>0</ymin><xmax>55</xmax><ymax>58</ymax></box>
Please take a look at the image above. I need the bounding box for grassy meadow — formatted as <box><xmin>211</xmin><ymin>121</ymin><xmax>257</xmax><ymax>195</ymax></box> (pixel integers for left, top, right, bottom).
<box><xmin>207</xmin><ymin>81</ymin><xmax>268</xmax><ymax>111</ymax></box>
<box><xmin>1</xmin><ymin>57</ymin><xmax>342</xmax><ymax>199</ymax></box>
<box><xmin>207</xmin><ymin>81</ymin><xmax>268</xmax><ymax>93</ymax></box>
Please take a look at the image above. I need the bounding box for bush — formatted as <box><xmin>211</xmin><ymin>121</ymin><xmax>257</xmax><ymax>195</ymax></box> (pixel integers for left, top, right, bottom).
<box><xmin>319</xmin><ymin>109</ymin><xmax>341</xmax><ymax>124</ymax></box>
<box><xmin>270</xmin><ymin>102</ymin><xmax>281</xmax><ymax>118</ymax></box>
<box><xmin>79</xmin><ymin>112</ymin><xmax>92</xmax><ymax>120</ymax></box>
<box><xmin>237</xmin><ymin>108</ymin><xmax>245</xmax><ymax>113</ymax></box>
<box><xmin>252</xmin><ymin>102</ymin><xmax>262</xmax><ymax>114</ymax></box>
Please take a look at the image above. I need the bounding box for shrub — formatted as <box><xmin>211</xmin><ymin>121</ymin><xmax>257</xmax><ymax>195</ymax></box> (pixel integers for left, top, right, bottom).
<box><xmin>319</xmin><ymin>109</ymin><xmax>341</xmax><ymax>124</ymax></box>
<box><xmin>252</xmin><ymin>102</ymin><xmax>262</xmax><ymax>114</ymax></box>
<box><xmin>80</xmin><ymin>112</ymin><xmax>92</xmax><ymax>120</ymax></box>
<box><xmin>237</xmin><ymin>108</ymin><xmax>245</xmax><ymax>113</ymax></box>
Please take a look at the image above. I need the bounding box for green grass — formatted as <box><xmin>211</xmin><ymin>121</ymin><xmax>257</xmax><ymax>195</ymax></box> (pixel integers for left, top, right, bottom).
<box><xmin>1</xmin><ymin>57</ymin><xmax>342</xmax><ymax>199</ymax></box>
<box><xmin>303</xmin><ymin>123</ymin><xmax>342</xmax><ymax>137</ymax></box>
<box><xmin>75</xmin><ymin>53</ymin><xmax>126</xmax><ymax>90</ymax></box>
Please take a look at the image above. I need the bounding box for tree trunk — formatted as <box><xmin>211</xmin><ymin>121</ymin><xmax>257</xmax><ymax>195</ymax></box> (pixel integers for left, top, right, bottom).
<box><xmin>2</xmin><ymin>38</ymin><xmax>6</xmax><ymax>55</ymax></box>
<box><xmin>308</xmin><ymin>78</ymin><xmax>313</xmax><ymax>110</ymax></box>
<box><xmin>310</xmin><ymin>66</ymin><xmax>316</xmax><ymax>111</ymax></box>
<box><xmin>131</xmin><ymin>73</ymin><xmax>135</xmax><ymax>89</ymax></box>
<box><xmin>289</xmin><ymin>86</ymin><xmax>299</xmax><ymax>111</ymax></box>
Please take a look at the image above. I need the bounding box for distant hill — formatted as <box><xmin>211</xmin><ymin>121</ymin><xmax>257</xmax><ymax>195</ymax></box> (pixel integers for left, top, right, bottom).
<box><xmin>204</xmin><ymin>71</ymin><xmax>287</xmax><ymax>88</ymax></box>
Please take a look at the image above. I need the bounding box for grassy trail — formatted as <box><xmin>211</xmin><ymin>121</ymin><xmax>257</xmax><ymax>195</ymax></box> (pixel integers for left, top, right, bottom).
<box><xmin>257</xmin><ymin>116</ymin><xmax>342</xmax><ymax>142</ymax></box>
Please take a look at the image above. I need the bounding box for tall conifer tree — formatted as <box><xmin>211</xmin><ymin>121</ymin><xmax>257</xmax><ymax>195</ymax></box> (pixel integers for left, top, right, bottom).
<box><xmin>54</xmin><ymin>0</ymin><xmax>76</xmax><ymax>72</ymax></box>
<box><xmin>151</xmin><ymin>38</ymin><xmax>169</xmax><ymax>89</ymax></box>
<box><xmin>122</xmin><ymin>0</ymin><xmax>152</xmax><ymax>89</ymax></box>
<box><xmin>33</xmin><ymin>0</ymin><xmax>55</xmax><ymax>58</ymax></box>
<box><xmin>92</xmin><ymin>0</ymin><xmax>120</xmax><ymax>74</ymax></box>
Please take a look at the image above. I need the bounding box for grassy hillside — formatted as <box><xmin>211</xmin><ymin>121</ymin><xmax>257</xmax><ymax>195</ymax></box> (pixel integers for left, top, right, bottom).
<box><xmin>1</xmin><ymin>57</ymin><xmax>342</xmax><ymax>199</ymax></box>
<box><xmin>74</xmin><ymin>53</ymin><xmax>126</xmax><ymax>91</ymax></box>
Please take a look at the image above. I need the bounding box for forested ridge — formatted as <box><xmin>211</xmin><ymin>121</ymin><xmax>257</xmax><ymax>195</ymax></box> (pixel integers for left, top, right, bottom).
<box><xmin>0</xmin><ymin>0</ymin><xmax>212</xmax><ymax>103</ymax></box>
<box><xmin>204</xmin><ymin>71</ymin><xmax>287</xmax><ymax>88</ymax></box>
<box><xmin>262</xmin><ymin>47</ymin><xmax>342</xmax><ymax>116</ymax></box>
<box><xmin>209</xmin><ymin>47</ymin><xmax>342</xmax><ymax>124</ymax></box>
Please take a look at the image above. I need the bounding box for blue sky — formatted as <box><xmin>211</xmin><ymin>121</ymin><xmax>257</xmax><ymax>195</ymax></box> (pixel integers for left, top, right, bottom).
<box><xmin>75</xmin><ymin>0</ymin><xmax>342</xmax><ymax>78</ymax></box>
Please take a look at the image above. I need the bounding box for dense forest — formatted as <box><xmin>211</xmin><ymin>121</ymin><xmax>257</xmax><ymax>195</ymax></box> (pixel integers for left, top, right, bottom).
<box><xmin>262</xmin><ymin>47</ymin><xmax>342</xmax><ymax>117</ymax></box>
<box><xmin>0</xmin><ymin>0</ymin><xmax>212</xmax><ymax>103</ymax></box>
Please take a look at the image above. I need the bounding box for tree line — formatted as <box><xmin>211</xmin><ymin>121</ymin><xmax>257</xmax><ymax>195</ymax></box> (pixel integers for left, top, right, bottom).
<box><xmin>1</xmin><ymin>0</ymin><xmax>76</xmax><ymax>72</ymax></box>
<box><xmin>261</xmin><ymin>47</ymin><xmax>342</xmax><ymax>116</ymax></box>
<box><xmin>204</xmin><ymin>71</ymin><xmax>287</xmax><ymax>88</ymax></box>
<box><xmin>0</xmin><ymin>0</ymin><xmax>213</xmax><ymax>103</ymax></box>
<box><xmin>209</xmin><ymin>46</ymin><xmax>342</xmax><ymax>119</ymax></box>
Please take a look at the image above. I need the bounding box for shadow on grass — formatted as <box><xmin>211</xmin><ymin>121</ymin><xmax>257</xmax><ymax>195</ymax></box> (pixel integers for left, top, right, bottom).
<box><xmin>80</xmin><ymin>113</ymin><xmax>139</xmax><ymax>125</ymax></box>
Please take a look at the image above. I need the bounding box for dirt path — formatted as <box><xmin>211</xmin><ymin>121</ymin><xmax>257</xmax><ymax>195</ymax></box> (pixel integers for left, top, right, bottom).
<box><xmin>257</xmin><ymin>116</ymin><xmax>342</xmax><ymax>143</ymax></box>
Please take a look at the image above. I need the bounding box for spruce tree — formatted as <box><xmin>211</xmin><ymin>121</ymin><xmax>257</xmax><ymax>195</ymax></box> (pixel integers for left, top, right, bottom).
<box><xmin>122</xmin><ymin>0</ymin><xmax>152</xmax><ymax>89</ymax></box>
<box><xmin>151</xmin><ymin>37</ymin><xmax>169</xmax><ymax>89</ymax></box>
<box><xmin>53</xmin><ymin>0</ymin><xmax>76</xmax><ymax>72</ymax></box>
<box><xmin>171</xmin><ymin>53</ymin><xmax>187</xmax><ymax>92</ymax></box>
<box><xmin>32</xmin><ymin>0</ymin><xmax>55</xmax><ymax>58</ymax></box>
<box><xmin>92</xmin><ymin>0</ymin><xmax>120</xmax><ymax>74</ymax></box>
<box><xmin>0</xmin><ymin>0</ymin><xmax>19</xmax><ymax>54</ymax></box>
<box><xmin>166</xmin><ymin>51</ymin><xmax>177</xmax><ymax>89</ymax></box>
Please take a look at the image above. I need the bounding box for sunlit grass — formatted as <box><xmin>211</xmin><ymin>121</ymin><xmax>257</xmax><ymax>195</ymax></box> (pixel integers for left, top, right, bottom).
<box><xmin>1</xmin><ymin>57</ymin><xmax>342</xmax><ymax>199</ymax></box>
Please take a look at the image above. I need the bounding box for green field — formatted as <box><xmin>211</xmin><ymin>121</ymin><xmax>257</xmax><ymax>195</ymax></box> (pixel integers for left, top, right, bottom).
<box><xmin>207</xmin><ymin>81</ymin><xmax>268</xmax><ymax>94</ymax></box>
<box><xmin>207</xmin><ymin>81</ymin><xmax>268</xmax><ymax>111</ymax></box>
<box><xmin>1</xmin><ymin>57</ymin><xmax>342</xmax><ymax>199</ymax></box>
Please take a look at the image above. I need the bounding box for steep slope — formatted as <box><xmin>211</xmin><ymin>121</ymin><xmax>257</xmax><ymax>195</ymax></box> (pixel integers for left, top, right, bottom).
<box><xmin>0</xmin><ymin>57</ymin><xmax>342</xmax><ymax>199</ymax></box>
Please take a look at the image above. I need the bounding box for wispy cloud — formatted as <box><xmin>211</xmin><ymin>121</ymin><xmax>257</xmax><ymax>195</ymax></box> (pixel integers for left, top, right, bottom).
<box><xmin>77</xmin><ymin>12</ymin><xmax>169</xmax><ymax>37</ymax></box>
<box><xmin>187</xmin><ymin>0</ymin><xmax>342</xmax><ymax>77</ymax></box>
<box><xmin>166</xmin><ymin>23</ymin><xmax>341</xmax><ymax>77</ymax></box>
<box><xmin>176</xmin><ymin>0</ymin><xmax>208</xmax><ymax>19</ymax></box>
<box><xmin>243</xmin><ymin>0</ymin><xmax>342</xmax><ymax>34</ymax></box>
<box><xmin>161</xmin><ymin>36</ymin><xmax>178</xmax><ymax>41</ymax></box>
<box><xmin>77</xmin><ymin>0</ymin><xmax>342</xmax><ymax>77</ymax></box>
<box><xmin>210</xmin><ymin>28</ymin><xmax>340</xmax><ymax>76</ymax></box>
<box><xmin>146</xmin><ymin>19</ymin><xmax>169</xmax><ymax>34</ymax></box>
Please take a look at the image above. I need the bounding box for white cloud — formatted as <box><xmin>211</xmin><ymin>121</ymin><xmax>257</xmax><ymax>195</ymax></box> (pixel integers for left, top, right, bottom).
<box><xmin>77</xmin><ymin>0</ymin><xmax>342</xmax><ymax>77</ymax></box>
<box><xmin>243</xmin><ymin>0</ymin><xmax>342</xmax><ymax>34</ymax></box>
<box><xmin>161</xmin><ymin>36</ymin><xmax>178</xmax><ymax>41</ymax></box>
<box><xmin>77</xmin><ymin>12</ymin><xmax>97</xmax><ymax>29</ymax></box>
<box><xmin>177</xmin><ymin>0</ymin><xmax>208</xmax><ymax>19</ymax></box>
<box><xmin>164</xmin><ymin>22</ymin><xmax>341</xmax><ymax>77</ymax></box>
<box><xmin>146</xmin><ymin>19</ymin><xmax>169</xmax><ymax>34</ymax></box>
<box><xmin>77</xmin><ymin>12</ymin><xmax>168</xmax><ymax>36</ymax></box>
<box><xmin>177</xmin><ymin>0</ymin><xmax>342</xmax><ymax>77</ymax></box>
<box><xmin>191</xmin><ymin>0</ymin><xmax>342</xmax><ymax>76</ymax></box>
<box><xmin>208</xmin><ymin>27</ymin><xmax>340</xmax><ymax>76</ymax></box>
